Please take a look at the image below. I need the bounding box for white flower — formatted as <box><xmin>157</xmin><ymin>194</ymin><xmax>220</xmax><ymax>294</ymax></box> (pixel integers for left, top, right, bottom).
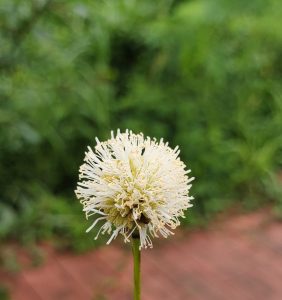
<box><xmin>75</xmin><ymin>130</ymin><xmax>194</xmax><ymax>249</ymax></box>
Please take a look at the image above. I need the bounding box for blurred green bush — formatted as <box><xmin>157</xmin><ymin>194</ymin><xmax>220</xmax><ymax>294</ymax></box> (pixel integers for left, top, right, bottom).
<box><xmin>0</xmin><ymin>0</ymin><xmax>282</xmax><ymax>249</ymax></box>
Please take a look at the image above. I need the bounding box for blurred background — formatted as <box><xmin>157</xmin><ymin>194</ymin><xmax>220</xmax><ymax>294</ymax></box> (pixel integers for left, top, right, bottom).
<box><xmin>0</xmin><ymin>0</ymin><xmax>282</xmax><ymax>299</ymax></box>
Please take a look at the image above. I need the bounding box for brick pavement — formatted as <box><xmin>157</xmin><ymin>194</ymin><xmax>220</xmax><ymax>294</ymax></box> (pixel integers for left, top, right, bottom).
<box><xmin>1</xmin><ymin>210</ymin><xmax>281</xmax><ymax>300</ymax></box>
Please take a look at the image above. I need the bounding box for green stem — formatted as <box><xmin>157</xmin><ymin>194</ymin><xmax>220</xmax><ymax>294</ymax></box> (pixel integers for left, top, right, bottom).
<box><xmin>131</xmin><ymin>237</ymin><xmax>141</xmax><ymax>300</ymax></box>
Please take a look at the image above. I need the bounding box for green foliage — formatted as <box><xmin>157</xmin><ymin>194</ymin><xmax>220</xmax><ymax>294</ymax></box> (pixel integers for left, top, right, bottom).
<box><xmin>0</xmin><ymin>285</ymin><xmax>10</xmax><ymax>300</ymax></box>
<box><xmin>0</xmin><ymin>249</ymin><xmax>21</xmax><ymax>273</ymax></box>
<box><xmin>0</xmin><ymin>0</ymin><xmax>282</xmax><ymax>247</ymax></box>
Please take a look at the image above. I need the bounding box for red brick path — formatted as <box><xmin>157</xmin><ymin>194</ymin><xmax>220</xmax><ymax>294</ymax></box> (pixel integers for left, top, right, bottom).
<box><xmin>1</xmin><ymin>210</ymin><xmax>282</xmax><ymax>300</ymax></box>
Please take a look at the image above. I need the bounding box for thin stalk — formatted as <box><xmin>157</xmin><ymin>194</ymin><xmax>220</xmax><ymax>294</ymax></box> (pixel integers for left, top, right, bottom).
<box><xmin>131</xmin><ymin>237</ymin><xmax>141</xmax><ymax>300</ymax></box>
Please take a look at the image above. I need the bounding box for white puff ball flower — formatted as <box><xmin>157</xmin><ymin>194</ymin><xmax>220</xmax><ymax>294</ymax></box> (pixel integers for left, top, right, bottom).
<box><xmin>75</xmin><ymin>130</ymin><xmax>194</xmax><ymax>249</ymax></box>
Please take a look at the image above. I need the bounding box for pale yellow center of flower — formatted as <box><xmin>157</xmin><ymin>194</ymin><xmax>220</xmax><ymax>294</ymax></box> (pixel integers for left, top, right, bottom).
<box><xmin>102</xmin><ymin>152</ymin><xmax>162</xmax><ymax>229</ymax></box>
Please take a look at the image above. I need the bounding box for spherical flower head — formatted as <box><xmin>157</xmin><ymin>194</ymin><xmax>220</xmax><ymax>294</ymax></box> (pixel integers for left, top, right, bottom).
<box><xmin>75</xmin><ymin>130</ymin><xmax>194</xmax><ymax>249</ymax></box>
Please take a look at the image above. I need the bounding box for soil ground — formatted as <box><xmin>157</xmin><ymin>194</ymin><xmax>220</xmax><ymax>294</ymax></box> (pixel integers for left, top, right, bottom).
<box><xmin>1</xmin><ymin>209</ymin><xmax>281</xmax><ymax>300</ymax></box>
